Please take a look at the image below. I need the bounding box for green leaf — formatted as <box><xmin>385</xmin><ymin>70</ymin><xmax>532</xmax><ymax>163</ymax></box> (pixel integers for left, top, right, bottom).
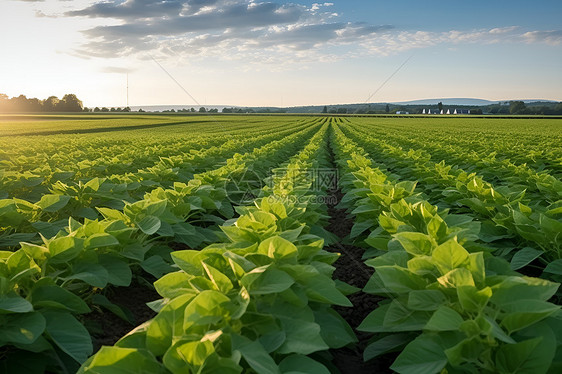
<box><xmin>0</xmin><ymin>312</ymin><xmax>45</xmax><ymax>345</ymax></box>
<box><xmin>0</xmin><ymin>293</ymin><xmax>33</xmax><ymax>313</ymax></box>
<box><xmin>424</xmin><ymin>306</ymin><xmax>464</xmax><ymax>331</ymax></box>
<box><xmin>431</xmin><ymin>239</ymin><xmax>469</xmax><ymax>275</ymax></box>
<box><xmin>495</xmin><ymin>337</ymin><xmax>547</xmax><ymax>374</ymax></box>
<box><xmin>407</xmin><ymin>290</ymin><xmax>447</xmax><ymax>311</ymax></box>
<box><xmin>202</xmin><ymin>261</ymin><xmax>234</xmax><ymax>294</ymax></box>
<box><xmin>31</xmin><ymin>285</ymin><xmax>90</xmax><ymax>314</ymax></box>
<box><xmin>44</xmin><ymin>311</ymin><xmax>92</xmax><ymax>363</ymax></box>
<box><xmin>393</xmin><ymin>232</ymin><xmax>434</xmax><ymax>256</ymax></box>
<box><xmin>279</xmin><ymin>354</ymin><xmax>330</xmax><ymax>374</ymax></box>
<box><xmin>67</xmin><ymin>262</ymin><xmax>109</xmax><ymax>288</ymax></box>
<box><xmin>78</xmin><ymin>346</ymin><xmax>165</xmax><ymax>374</ymax></box>
<box><xmin>500</xmin><ymin>300</ymin><xmax>560</xmax><ymax>334</ymax></box>
<box><xmin>258</xmin><ymin>236</ymin><xmax>298</xmax><ymax>260</ymax></box>
<box><xmin>391</xmin><ymin>334</ymin><xmax>448</xmax><ymax>374</ymax></box>
<box><xmin>137</xmin><ymin>215</ymin><xmax>161</xmax><ymax>235</ymax></box>
<box><xmin>154</xmin><ymin>271</ymin><xmax>196</xmax><ymax>299</ymax></box>
<box><xmin>510</xmin><ymin>247</ymin><xmax>543</xmax><ymax>271</ymax></box>
<box><xmin>231</xmin><ymin>334</ymin><xmax>280</xmax><ymax>374</ymax></box>
<box><xmin>276</xmin><ymin>316</ymin><xmax>329</xmax><ymax>355</ymax></box>
<box><xmin>363</xmin><ymin>334</ymin><xmax>412</xmax><ymax>361</ymax></box>
<box><xmin>47</xmin><ymin>236</ymin><xmax>83</xmax><ymax>264</ymax></box>
<box><xmin>376</xmin><ymin>265</ymin><xmax>427</xmax><ymax>294</ymax></box>
<box><xmin>36</xmin><ymin>194</ymin><xmax>71</xmax><ymax>213</ymax></box>
<box><xmin>99</xmin><ymin>255</ymin><xmax>132</xmax><ymax>287</ymax></box>
<box><xmin>241</xmin><ymin>266</ymin><xmax>295</xmax><ymax>295</ymax></box>
<box><xmin>313</xmin><ymin>308</ymin><xmax>357</xmax><ymax>348</ymax></box>
<box><xmin>141</xmin><ymin>255</ymin><xmax>175</xmax><ymax>279</ymax></box>
<box><xmin>84</xmin><ymin>233</ymin><xmax>119</xmax><ymax>249</ymax></box>
<box><xmin>543</xmin><ymin>259</ymin><xmax>562</xmax><ymax>275</ymax></box>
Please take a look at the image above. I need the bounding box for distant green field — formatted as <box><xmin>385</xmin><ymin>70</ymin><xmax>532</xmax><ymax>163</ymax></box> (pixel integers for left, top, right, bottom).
<box><xmin>1</xmin><ymin>114</ymin><xmax>562</xmax><ymax>374</ymax></box>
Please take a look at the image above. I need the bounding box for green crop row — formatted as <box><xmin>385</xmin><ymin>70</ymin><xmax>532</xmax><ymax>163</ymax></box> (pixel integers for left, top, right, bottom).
<box><xmin>0</xmin><ymin>121</ymin><xmax>323</xmax><ymax>373</ymax></box>
<box><xmin>331</xmin><ymin>123</ymin><xmax>562</xmax><ymax>373</ymax></box>
<box><xmin>78</xmin><ymin>123</ymin><xmax>357</xmax><ymax>373</ymax></box>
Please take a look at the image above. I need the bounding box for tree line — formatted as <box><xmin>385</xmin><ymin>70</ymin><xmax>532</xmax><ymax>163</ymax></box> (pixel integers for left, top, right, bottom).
<box><xmin>0</xmin><ymin>93</ymin><xmax>85</xmax><ymax>113</ymax></box>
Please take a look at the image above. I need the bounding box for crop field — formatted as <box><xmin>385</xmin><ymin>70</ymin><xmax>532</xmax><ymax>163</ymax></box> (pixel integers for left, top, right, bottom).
<box><xmin>0</xmin><ymin>114</ymin><xmax>561</xmax><ymax>374</ymax></box>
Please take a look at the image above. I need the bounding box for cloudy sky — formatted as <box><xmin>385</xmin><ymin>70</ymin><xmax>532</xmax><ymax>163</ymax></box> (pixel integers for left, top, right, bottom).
<box><xmin>1</xmin><ymin>0</ymin><xmax>561</xmax><ymax>107</ymax></box>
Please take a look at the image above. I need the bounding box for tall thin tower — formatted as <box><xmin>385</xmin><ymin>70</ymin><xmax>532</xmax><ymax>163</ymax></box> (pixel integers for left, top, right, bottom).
<box><xmin>126</xmin><ymin>73</ymin><xmax>129</xmax><ymax>107</ymax></box>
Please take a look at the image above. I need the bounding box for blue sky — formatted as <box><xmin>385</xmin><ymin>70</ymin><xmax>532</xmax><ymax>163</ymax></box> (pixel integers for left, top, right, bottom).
<box><xmin>0</xmin><ymin>0</ymin><xmax>561</xmax><ymax>107</ymax></box>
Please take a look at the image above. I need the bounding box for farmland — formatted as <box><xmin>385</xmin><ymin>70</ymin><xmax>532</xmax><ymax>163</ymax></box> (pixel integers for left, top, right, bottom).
<box><xmin>1</xmin><ymin>114</ymin><xmax>561</xmax><ymax>374</ymax></box>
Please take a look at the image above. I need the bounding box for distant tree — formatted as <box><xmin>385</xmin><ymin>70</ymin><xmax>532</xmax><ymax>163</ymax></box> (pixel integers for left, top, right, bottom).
<box><xmin>337</xmin><ymin>108</ymin><xmax>348</xmax><ymax>114</ymax></box>
<box><xmin>322</xmin><ymin>106</ymin><xmax>328</xmax><ymax>113</ymax></box>
<box><xmin>110</xmin><ymin>107</ymin><xmax>117</xmax><ymax>112</ymax></box>
<box><xmin>199</xmin><ymin>107</ymin><xmax>206</xmax><ymax>113</ymax></box>
<box><xmin>509</xmin><ymin>101</ymin><xmax>526</xmax><ymax>114</ymax></box>
<box><xmin>94</xmin><ymin>107</ymin><xmax>100</xmax><ymax>112</ymax></box>
<box><xmin>328</xmin><ymin>108</ymin><xmax>337</xmax><ymax>114</ymax></box>
<box><xmin>470</xmin><ymin>108</ymin><xmax>483</xmax><ymax>115</ymax></box>
<box><xmin>138</xmin><ymin>108</ymin><xmax>145</xmax><ymax>112</ymax></box>
<box><xmin>43</xmin><ymin>96</ymin><xmax>59</xmax><ymax>112</ymax></box>
<box><xmin>58</xmin><ymin>94</ymin><xmax>83</xmax><ymax>112</ymax></box>
<box><xmin>123</xmin><ymin>107</ymin><xmax>131</xmax><ymax>112</ymax></box>
<box><xmin>101</xmin><ymin>107</ymin><xmax>109</xmax><ymax>112</ymax></box>
<box><xmin>190</xmin><ymin>108</ymin><xmax>195</xmax><ymax>112</ymax></box>
<box><xmin>385</xmin><ymin>104</ymin><xmax>390</xmax><ymax>113</ymax></box>
<box><xmin>438</xmin><ymin>102</ymin><xmax>443</xmax><ymax>111</ymax></box>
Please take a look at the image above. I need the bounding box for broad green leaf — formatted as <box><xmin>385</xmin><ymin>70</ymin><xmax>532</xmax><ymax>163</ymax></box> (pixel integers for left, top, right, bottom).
<box><xmin>431</xmin><ymin>239</ymin><xmax>469</xmax><ymax>275</ymax></box>
<box><xmin>391</xmin><ymin>334</ymin><xmax>448</xmax><ymax>374</ymax></box>
<box><xmin>424</xmin><ymin>306</ymin><xmax>464</xmax><ymax>331</ymax></box>
<box><xmin>279</xmin><ymin>354</ymin><xmax>330</xmax><ymax>374</ymax></box>
<box><xmin>543</xmin><ymin>259</ymin><xmax>562</xmax><ymax>275</ymax></box>
<box><xmin>78</xmin><ymin>346</ymin><xmax>165</xmax><ymax>374</ymax></box>
<box><xmin>500</xmin><ymin>300</ymin><xmax>560</xmax><ymax>333</ymax></box>
<box><xmin>84</xmin><ymin>233</ymin><xmax>119</xmax><ymax>249</ymax></box>
<box><xmin>31</xmin><ymin>285</ymin><xmax>90</xmax><ymax>314</ymax></box>
<box><xmin>363</xmin><ymin>334</ymin><xmax>412</xmax><ymax>361</ymax></box>
<box><xmin>510</xmin><ymin>247</ymin><xmax>543</xmax><ymax>271</ymax></box>
<box><xmin>0</xmin><ymin>312</ymin><xmax>45</xmax><ymax>345</ymax></box>
<box><xmin>495</xmin><ymin>337</ymin><xmax>548</xmax><ymax>374</ymax></box>
<box><xmin>313</xmin><ymin>308</ymin><xmax>357</xmax><ymax>348</ymax></box>
<box><xmin>66</xmin><ymin>262</ymin><xmax>109</xmax><ymax>288</ymax></box>
<box><xmin>0</xmin><ymin>293</ymin><xmax>33</xmax><ymax>313</ymax></box>
<box><xmin>202</xmin><ymin>261</ymin><xmax>233</xmax><ymax>294</ymax></box>
<box><xmin>393</xmin><ymin>232</ymin><xmax>434</xmax><ymax>256</ymax></box>
<box><xmin>457</xmin><ymin>286</ymin><xmax>491</xmax><ymax>312</ymax></box>
<box><xmin>154</xmin><ymin>271</ymin><xmax>196</xmax><ymax>299</ymax></box>
<box><xmin>47</xmin><ymin>236</ymin><xmax>83</xmax><ymax>264</ymax></box>
<box><xmin>241</xmin><ymin>266</ymin><xmax>295</xmax><ymax>295</ymax></box>
<box><xmin>36</xmin><ymin>194</ymin><xmax>71</xmax><ymax>213</ymax></box>
<box><xmin>231</xmin><ymin>334</ymin><xmax>280</xmax><ymax>374</ymax></box>
<box><xmin>437</xmin><ymin>268</ymin><xmax>475</xmax><ymax>289</ymax></box>
<box><xmin>258</xmin><ymin>236</ymin><xmax>297</xmax><ymax>260</ymax></box>
<box><xmin>146</xmin><ymin>294</ymin><xmax>193</xmax><ymax>356</ymax></box>
<box><xmin>407</xmin><ymin>290</ymin><xmax>447</xmax><ymax>311</ymax></box>
<box><xmin>137</xmin><ymin>215</ymin><xmax>161</xmax><ymax>235</ymax></box>
<box><xmin>44</xmin><ymin>311</ymin><xmax>92</xmax><ymax>363</ymax></box>
<box><xmin>376</xmin><ymin>265</ymin><xmax>427</xmax><ymax>293</ymax></box>
<box><xmin>99</xmin><ymin>255</ymin><xmax>132</xmax><ymax>287</ymax></box>
<box><xmin>276</xmin><ymin>316</ymin><xmax>329</xmax><ymax>355</ymax></box>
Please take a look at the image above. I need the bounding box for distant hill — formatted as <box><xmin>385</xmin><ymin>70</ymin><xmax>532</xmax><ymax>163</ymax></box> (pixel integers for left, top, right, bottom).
<box><xmin>392</xmin><ymin>98</ymin><xmax>498</xmax><ymax>106</ymax></box>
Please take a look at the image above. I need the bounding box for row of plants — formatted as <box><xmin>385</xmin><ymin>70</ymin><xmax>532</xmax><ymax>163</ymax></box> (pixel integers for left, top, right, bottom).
<box><xmin>77</xmin><ymin>123</ymin><xmax>357</xmax><ymax>373</ymax></box>
<box><xmin>344</xmin><ymin>117</ymin><xmax>562</xmax><ymax>176</ymax></box>
<box><xmin>347</xmin><ymin>120</ymin><xmax>561</xmax><ymax>204</ymax></box>
<box><xmin>0</xmin><ymin>118</ymin><xmax>316</xmax><ymax>201</ymax></box>
<box><xmin>0</xmin><ymin>122</ymin><xmax>323</xmax><ymax>372</ymax></box>
<box><xmin>0</xmin><ymin>123</ymin><xmax>320</xmax><ymax>249</ymax></box>
<box><xmin>341</xmin><ymin>123</ymin><xmax>562</xmax><ymax>270</ymax></box>
<box><xmin>331</xmin><ymin>123</ymin><xmax>562</xmax><ymax>373</ymax></box>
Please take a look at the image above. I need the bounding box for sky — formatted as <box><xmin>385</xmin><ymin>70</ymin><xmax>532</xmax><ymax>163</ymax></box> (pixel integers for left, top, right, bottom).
<box><xmin>1</xmin><ymin>0</ymin><xmax>561</xmax><ymax>108</ymax></box>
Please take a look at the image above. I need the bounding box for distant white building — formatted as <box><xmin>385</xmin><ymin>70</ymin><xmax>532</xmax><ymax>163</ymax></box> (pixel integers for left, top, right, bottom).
<box><xmin>422</xmin><ymin>109</ymin><xmax>426</xmax><ymax>114</ymax></box>
<box><xmin>396</xmin><ymin>111</ymin><xmax>410</xmax><ymax>114</ymax></box>
<box><xmin>446</xmin><ymin>109</ymin><xmax>451</xmax><ymax>114</ymax></box>
<box><xmin>453</xmin><ymin>109</ymin><xmax>470</xmax><ymax>114</ymax></box>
